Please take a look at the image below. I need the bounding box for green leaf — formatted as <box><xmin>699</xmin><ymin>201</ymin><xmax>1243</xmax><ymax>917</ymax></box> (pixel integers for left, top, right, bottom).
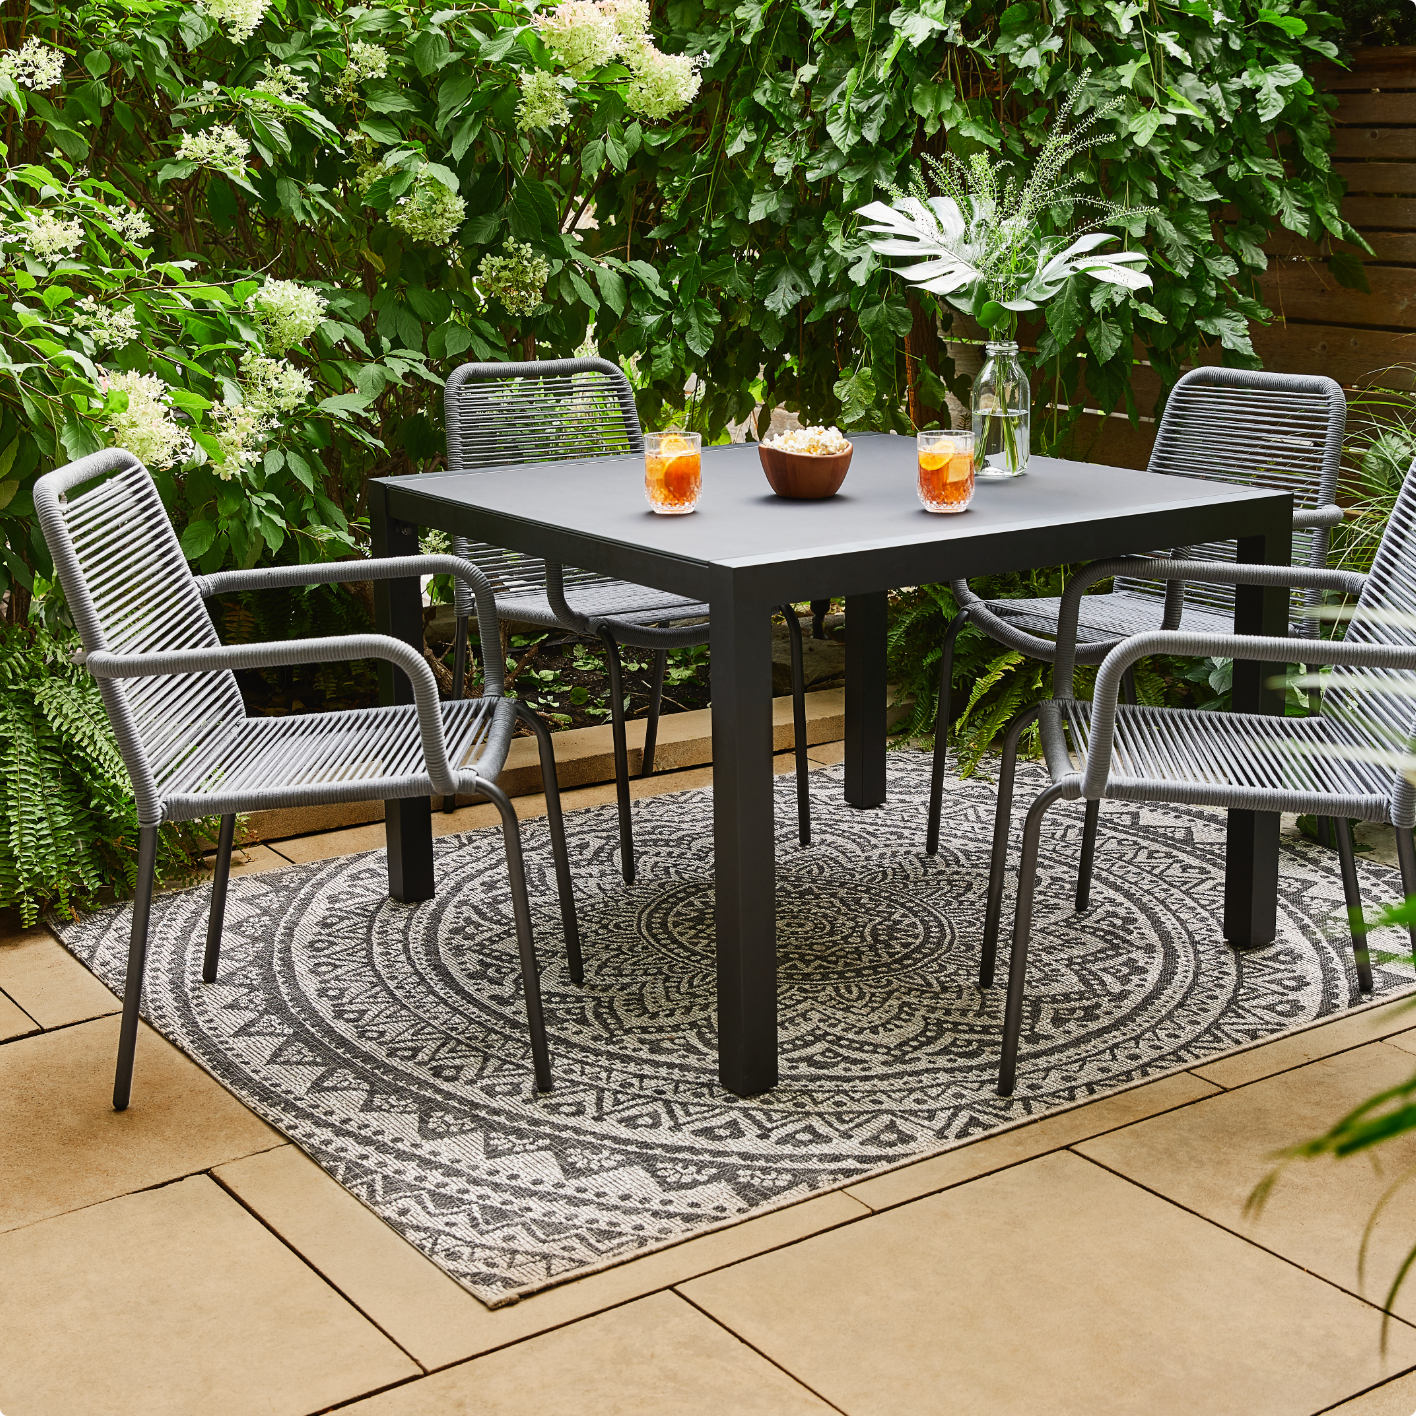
<box><xmin>1087</xmin><ymin>315</ymin><xmax>1124</xmax><ymax>365</ymax></box>
<box><xmin>593</xmin><ymin>262</ymin><xmax>627</xmax><ymax>317</ymax></box>
<box><xmin>1327</xmin><ymin>251</ymin><xmax>1370</xmax><ymax>294</ymax></box>
<box><xmin>285</xmin><ymin>451</ymin><xmax>315</xmax><ymax>490</ymax></box>
<box><xmin>0</xmin><ymin>439</ymin><xmax>18</xmax><ymax>480</ymax></box>
<box><xmin>179</xmin><ymin>519</ymin><xmax>218</xmax><ymax>558</ymax></box>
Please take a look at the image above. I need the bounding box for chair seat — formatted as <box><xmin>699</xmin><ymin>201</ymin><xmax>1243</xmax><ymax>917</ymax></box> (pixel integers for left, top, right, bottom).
<box><xmin>155</xmin><ymin>696</ymin><xmax>519</xmax><ymax>822</ymax></box>
<box><xmin>980</xmin><ymin>590</ymin><xmax>1249</xmax><ymax>647</ymax></box>
<box><xmin>1041</xmin><ymin>699</ymin><xmax>1395</xmax><ymax>822</ymax></box>
<box><xmin>498</xmin><ymin>578</ymin><xmax>710</xmax><ymax>640</ymax></box>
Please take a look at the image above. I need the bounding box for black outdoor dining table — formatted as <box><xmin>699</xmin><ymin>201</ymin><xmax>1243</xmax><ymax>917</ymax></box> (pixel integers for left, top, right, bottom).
<box><xmin>369</xmin><ymin>434</ymin><xmax>1294</xmax><ymax>1098</ymax></box>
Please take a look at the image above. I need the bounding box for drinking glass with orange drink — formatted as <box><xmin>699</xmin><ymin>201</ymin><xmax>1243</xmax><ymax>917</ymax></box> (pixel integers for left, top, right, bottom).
<box><xmin>644</xmin><ymin>432</ymin><xmax>702</xmax><ymax>514</ymax></box>
<box><xmin>916</xmin><ymin>430</ymin><xmax>975</xmax><ymax>514</ymax></box>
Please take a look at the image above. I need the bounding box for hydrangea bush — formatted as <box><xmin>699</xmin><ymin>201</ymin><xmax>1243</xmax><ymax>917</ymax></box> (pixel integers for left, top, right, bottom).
<box><xmin>0</xmin><ymin>0</ymin><xmax>702</xmax><ymax>616</ymax></box>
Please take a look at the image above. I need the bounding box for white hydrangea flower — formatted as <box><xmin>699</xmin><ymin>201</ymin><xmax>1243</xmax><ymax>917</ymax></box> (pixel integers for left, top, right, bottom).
<box><xmin>516</xmin><ymin>70</ymin><xmax>571</xmax><ymax>133</ymax></box>
<box><xmin>208</xmin><ymin>401</ymin><xmax>270</xmax><ymax>478</ymax></box>
<box><xmin>623</xmin><ymin>41</ymin><xmax>702</xmax><ymax>120</ymax></box>
<box><xmin>600</xmin><ymin>0</ymin><xmax>650</xmax><ymax>43</ymax></box>
<box><xmin>389</xmin><ymin>170</ymin><xmax>465</xmax><ymax>247</ymax></box>
<box><xmin>535</xmin><ymin>0</ymin><xmax>620</xmax><ymax>76</ymax></box>
<box><xmin>177</xmin><ymin>125</ymin><xmax>251</xmax><ymax>173</ymax></box>
<box><xmin>247</xmin><ymin>277</ymin><xmax>328</xmax><ymax>349</ymax></box>
<box><xmin>100</xmin><ymin>369</ymin><xmax>193</xmax><ymax>471</ymax></box>
<box><xmin>251</xmin><ymin>63</ymin><xmax>309</xmax><ymax>110</ymax></box>
<box><xmin>198</xmin><ymin>0</ymin><xmax>270</xmax><ymax>42</ymax></box>
<box><xmin>71</xmin><ymin>297</ymin><xmax>140</xmax><ymax>349</ymax></box>
<box><xmin>477</xmin><ymin>241</ymin><xmax>550</xmax><ymax>317</ymax></box>
<box><xmin>108</xmin><ymin>207</ymin><xmax>153</xmax><ymax>244</ymax></box>
<box><xmin>24</xmin><ymin>210</ymin><xmax>83</xmax><ymax>262</ymax></box>
<box><xmin>242</xmin><ymin>352</ymin><xmax>314</xmax><ymax>419</ymax></box>
<box><xmin>0</xmin><ymin>38</ymin><xmax>65</xmax><ymax>92</ymax></box>
<box><xmin>337</xmin><ymin>40</ymin><xmax>388</xmax><ymax>94</ymax></box>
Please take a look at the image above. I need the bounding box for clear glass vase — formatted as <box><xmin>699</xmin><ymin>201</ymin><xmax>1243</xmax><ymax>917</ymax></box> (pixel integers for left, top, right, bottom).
<box><xmin>972</xmin><ymin>340</ymin><xmax>1030</xmax><ymax>478</ymax></box>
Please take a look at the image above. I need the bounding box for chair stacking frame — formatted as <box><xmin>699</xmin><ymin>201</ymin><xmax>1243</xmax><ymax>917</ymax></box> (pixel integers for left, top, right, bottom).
<box><xmin>444</xmin><ymin>357</ymin><xmax>814</xmax><ymax>882</ymax></box>
<box><xmin>981</xmin><ymin>461</ymin><xmax>1416</xmax><ymax>1097</ymax></box>
<box><xmin>925</xmin><ymin>366</ymin><xmax>1347</xmax><ymax>854</ymax></box>
<box><xmin>35</xmin><ymin>448</ymin><xmax>579</xmax><ymax>1109</ymax></box>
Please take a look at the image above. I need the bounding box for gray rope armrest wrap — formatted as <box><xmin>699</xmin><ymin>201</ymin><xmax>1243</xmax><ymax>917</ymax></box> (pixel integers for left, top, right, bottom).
<box><xmin>1077</xmin><ymin>630</ymin><xmax>1415</xmax><ymax>799</ymax></box>
<box><xmin>1293</xmin><ymin>503</ymin><xmax>1344</xmax><ymax>529</ymax></box>
<box><xmin>85</xmin><ymin>635</ymin><xmax>465</xmax><ymax>798</ymax></box>
<box><xmin>194</xmin><ymin>554</ymin><xmax>505</xmax><ymax>695</ymax></box>
<box><xmin>1053</xmin><ymin>556</ymin><xmax>1368</xmax><ymax>694</ymax></box>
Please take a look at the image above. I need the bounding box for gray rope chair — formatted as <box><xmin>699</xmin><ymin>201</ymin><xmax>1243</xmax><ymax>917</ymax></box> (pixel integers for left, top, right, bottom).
<box><xmin>926</xmin><ymin>366</ymin><xmax>1346</xmax><ymax>854</ymax></box>
<box><xmin>34</xmin><ymin>449</ymin><xmax>579</xmax><ymax>1110</ymax></box>
<box><xmin>444</xmin><ymin>357</ymin><xmax>813</xmax><ymax>883</ymax></box>
<box><xmin>981</xmin><ymin>459</ymin><xmax>1416</xmax><ymax>1097</ymax></box>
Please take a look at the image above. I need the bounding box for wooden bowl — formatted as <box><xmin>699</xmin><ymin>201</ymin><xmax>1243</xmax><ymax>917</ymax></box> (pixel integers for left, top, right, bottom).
<box><xmin>758</xmin><ymin>443</ymin><xmax>853</xmax><ymax>499</ymax></box>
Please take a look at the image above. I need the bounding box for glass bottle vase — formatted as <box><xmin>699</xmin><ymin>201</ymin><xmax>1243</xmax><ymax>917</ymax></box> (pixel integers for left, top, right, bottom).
<box><xmin>971</xmin><ymin>340</ymin><xmax>1030</xmax><ymax>478</ymax></box>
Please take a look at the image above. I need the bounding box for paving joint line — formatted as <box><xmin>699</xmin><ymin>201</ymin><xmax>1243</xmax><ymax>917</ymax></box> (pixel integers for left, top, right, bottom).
<box><xmin>1069</xmin><ymin>1148</ymin><xmax>1416</xmax><ymax>1331</ymax></box>
<box><xmin>206</xmin><ymin>1164</ymin><xmax>430</xmax><ymax>1375</ymax></box>
<box><xmin>672</xmin><ymin>1287</ymin><xmax>854</xmax><ymax>1416</ymax></box>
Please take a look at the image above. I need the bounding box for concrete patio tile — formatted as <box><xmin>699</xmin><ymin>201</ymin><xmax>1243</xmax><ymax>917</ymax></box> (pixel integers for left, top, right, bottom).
<box><xmin>1192</xmin><ymin>996</ymin><xmax>1416</xmax><ymax>1089</ymax></box>
<box><xmin>807</xmin><ymin>739</ymin><xmax>845</xmax><ymax>766</ymax></box>
<box><xmin>0</xmin><ymin>1174</ymin><xmax>418</xmax><ymax>1416</ymax></box>
<box><xmin>214</xmin><ymin>1143</ymin><xmax>870</xmax><ymax>1369</ymax></box>
<box><xmin>0</xmin><ymin>1014</ymin><xmax>281</xmax><ymax>1232</ymax></box>
<box><xmin>1324</xmin><ymin>1367</ymin><xmax>1416</xmax><ymax>1414</ymax></box>
<box><xmin>336</xmin><ymin>1291</ymin><xmax>835</xmax><ymax>1415</ymax></box>
<box><xmin>200</xmin><ymin>842</ymin><xmax>294</xmax><ymax>877</ymax></box>
<box><xmin>1077</xmin><ymin>1042</ymin><xmax>1416</xmax><ymax>1322</ymax></box>
<box><xmin>845</xmin><ymin>1068</ymin><xmax>1219</xmax><ymax>1211</ymax></box>
<box><xmin>1378</xmin><ymin>1025</ymin><xmax>1416</xmax><ymax>1059</ymax></box>
<box><xmin>681</xmin><ymin>1151</ymin><xmax>1416</xmax><ymax>1416</ymax></box>
<box><xmin>0</xmin><ymin>987</ymin><xmax>38</xmax><ymax>1041</ymax></box>
<box><xmin>0</xmin><ymin>925</ymin><xmax>121</xmax><ymax>1029</ymax></box>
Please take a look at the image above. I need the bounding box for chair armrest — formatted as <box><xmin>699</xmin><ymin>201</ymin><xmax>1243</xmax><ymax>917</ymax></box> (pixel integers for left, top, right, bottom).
<box><xmin>1076</xmin><ymin>630</ymin><xmax>1416</xmax><ymax>798</ymax></box>
<box><xmin>1053</xmin><ymin>557</ymin><xmax>1368</xmax><ymax>696</ymax></box>
<box><xmin>1293</xmin><ymin>503</ymin><xmax>1344</xmax><ymax>530</ymax></box>
<box><xmin>84</xmin><ymin>635</ymin><xmax>462</xmax><ymax>797</ymax></box>
<box><xmin>193</xmin><ymin>554</ymin><xmax>504</xmax><ymax>694</ymax></box>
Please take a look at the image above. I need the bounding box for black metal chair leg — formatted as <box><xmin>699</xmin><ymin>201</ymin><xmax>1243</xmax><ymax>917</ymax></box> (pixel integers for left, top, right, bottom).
<box><xmin>783</xmin><ymin>603</ymin><xmax>811</xmax><ymax>847</ymax></box>
<box><xmin>483</xmin><ymin>780</ymin><xmax>552</xmax><ymax>1092</ymax></box>
<box><xmin>1316</xmin><ymin>816</ymin><xmax>1334</xmax><ymax>850</ymax></box>
<box><xmin>1121</xmin><ymin>666</ymin><xmax>1137</xmax><ymax>706</ymax></box>
<box><xmin>926</xmin><ymin>611</ymin><xmax>969</xmax><ymax>856</ymax></box>
<box><xmin>642</xmin><ymin>649</ymin><xmax>666</xmax><ymax>777</ymax></box>
<box><xmin>1333</xmin><ymin>817</ymin><xmax>1373</xmax><ymax>993</ymax></box>
<box><xmin>516</xmin><ymin>701</ymin><xmax>582</xmax><ymax>986</ymax></box>
<box><xmin>446</xmin><ymin>615</ymin><xmax>470</xmax><ymax>812</ymax></box>
<box><xmin>203</xmin><ymin>813</ymin><xmax>236</xmax><ymax>984</ymax></box>
<box><xmin>114</xmin><ymin>824</ymin><xmax>159</xmax><ymax>1112</ymax></box>
<box><xmin>599</xmin><ymin>627</ymin><xmax>636</xmax><ymax>884</ymax></box>
<box><xmin>998</xmin><ymin>783</ymin><xmax>1068</xmax><ymax>1096</ymax></box>
<box><xmin>810</xmin><ymin>598</ymin><xmax>830</xmax><ymax>639</ymax></box>
<box><xmin>981</xmin><ymin>705</ymin><xmax>1043</xmax><ymax>988</ymax></box>
<box><xmin>1397</xmin><ymin>825</ymin><xmax>1416</xmax><ymax>955</ymax></box>
<box><xmin>1075</xmin><ymin>799</ymin><xmax>1100</xmax><ymax>912</ymax></box>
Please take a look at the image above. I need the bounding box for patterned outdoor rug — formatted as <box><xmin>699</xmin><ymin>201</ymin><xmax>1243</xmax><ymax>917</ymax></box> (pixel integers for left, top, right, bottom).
<box><xmin>54</xmin><ymin>750</ymin><xmax>1416</xmax><ymax>1307</ymax></box>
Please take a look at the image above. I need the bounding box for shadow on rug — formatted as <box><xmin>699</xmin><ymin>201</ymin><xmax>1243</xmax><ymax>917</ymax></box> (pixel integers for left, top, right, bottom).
<box><xmin>53</xmin><ymin>751</ymin><xmax>1416</xmax><ymax>1306</ymax></box>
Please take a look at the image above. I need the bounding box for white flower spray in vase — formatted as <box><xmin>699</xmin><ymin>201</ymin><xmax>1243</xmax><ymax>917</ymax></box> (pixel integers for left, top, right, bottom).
<box><xmin>856</xmin><ymin>79</ymin><xmax>1156</xmax><ymax>477</ymax></box>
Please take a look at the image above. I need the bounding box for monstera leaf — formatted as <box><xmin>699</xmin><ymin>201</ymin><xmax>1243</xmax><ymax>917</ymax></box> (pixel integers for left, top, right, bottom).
<box><xmin>855</xmin><ymin>197</ymin><xmax>1152</xmax><ymax>316</ymax></box>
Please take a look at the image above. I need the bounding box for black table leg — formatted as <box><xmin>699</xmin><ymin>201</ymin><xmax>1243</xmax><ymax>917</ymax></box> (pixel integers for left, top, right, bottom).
<box><xmin>369</xmin><ymin>480</ymin><xmax>435</xmax><ymax>903</ymax></box>
<box><xmin>710</xmin><ymin>587</ymin><xmax>778</xmax><ymax>1097</ymax></box>
<box><xmin>844</xmin><ymin>591</ymin><xmax>888</xmax><ymax>808</ymax></box>
<box><xmin>1225</xmin><ymin>514</ymin><xmax>1291</xmax><ymax>946</ymax></box>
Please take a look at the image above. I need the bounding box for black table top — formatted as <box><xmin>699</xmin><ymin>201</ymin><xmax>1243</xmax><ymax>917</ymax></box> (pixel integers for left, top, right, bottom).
<box><xmin>377</xmin><ymin>434</ymin><xmax>1294</xmax><ymax>604</ymax></box>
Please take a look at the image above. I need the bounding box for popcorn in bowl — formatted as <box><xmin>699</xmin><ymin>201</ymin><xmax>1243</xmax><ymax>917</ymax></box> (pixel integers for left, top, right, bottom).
<box><xmin>761</xmin><ymin>424</ymin><xmax>851</xmax><ymax>456</ymax></box>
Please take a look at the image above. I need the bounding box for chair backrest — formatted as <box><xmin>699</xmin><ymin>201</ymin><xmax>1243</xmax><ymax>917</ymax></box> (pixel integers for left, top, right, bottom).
<box><xmin>33</xmin><ymin>448</ymin><xmax>246</xmax><ymax>826</ymax></box>
<box><xmin>1115</xmin><ymin>367</ymin><xmax>1345</xmax><ymax>634</ymax></box>
<box><xmin>1321</xmin><ymin>459</ymin><xmax>1416</xmax><ymax>824</ymax></box>
<box><xmin>444</xmin><ymin>358</ymin><xmax>643</xmax><ymax>606</ymax></box>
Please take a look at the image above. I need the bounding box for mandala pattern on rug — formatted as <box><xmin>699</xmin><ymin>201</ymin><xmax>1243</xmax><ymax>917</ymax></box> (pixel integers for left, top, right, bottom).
<box><xmin>55</xmin><ymin>752</ymin><xmax>1416</xmax><ymax>1304</ymax></box>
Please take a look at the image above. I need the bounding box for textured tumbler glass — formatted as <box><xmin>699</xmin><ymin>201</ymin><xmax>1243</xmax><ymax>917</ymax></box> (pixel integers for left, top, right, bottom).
<box><xmin>917</xmin><ymin>430</ymin><xmax>976</xmax><ymax>514</ymax></box>
<box><xmin>644</xmin><ymin>432</ymin><xmax>702</xmax><ymax>514</ymax></box>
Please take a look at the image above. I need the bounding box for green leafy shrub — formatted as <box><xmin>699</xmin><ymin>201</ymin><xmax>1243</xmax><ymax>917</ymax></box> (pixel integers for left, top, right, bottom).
<box><xmin>0</xmin><ymin>624</ymin><xmax>218</xmax><ymax>924</ymax></box>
